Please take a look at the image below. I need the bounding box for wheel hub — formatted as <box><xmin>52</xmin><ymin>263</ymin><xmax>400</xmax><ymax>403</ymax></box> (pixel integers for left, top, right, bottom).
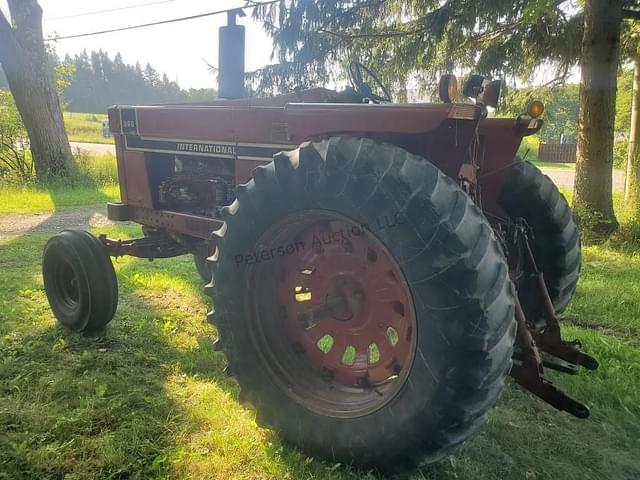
<box><xmin>280</xmin><ymin>221</ymin><xmax>414</xmax><ymax>387</ymax></box>
<box><xmin>248</xmin><ymin>210</ymin><xmax>416</xmax><ymax>411</ymax></box>
<box><xmin>57</xmin><ymin>262</ymin><xmax>80</xmax><ymax>308</ymax></box>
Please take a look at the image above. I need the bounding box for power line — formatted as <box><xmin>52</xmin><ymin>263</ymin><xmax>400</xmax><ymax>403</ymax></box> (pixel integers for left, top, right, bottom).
<box><xmin>48</xmin><ymin>1</ymin><xmax>278</xmax><ymax>41</ymax></box>
<box><xmin>45</xmin><ymin>0</ymin><xmax>175</xmax><ymax>22</ymax></box>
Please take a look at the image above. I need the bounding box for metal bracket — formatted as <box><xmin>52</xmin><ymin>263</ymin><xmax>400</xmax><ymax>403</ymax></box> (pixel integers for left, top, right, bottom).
<box><xmin>534</xmin><ymin>326</ymin><xmax>599</xmax><ymax>371</ymax></box>
<box><xmin>510</xmin><ymin>295</ymin><xmax>591</xmax><ymax>418</ymax></box>
<box><xmin>508</xmin><ymin>221</ymin><xmax>597</xmax><ymax>419</ymax></box>
<box><xmin>99</xmin><ymin>233</ymin><xmax>188</xmax><ymax>259</ymax></box>
<box><xmin>541</xmin><ymin>352</ymin><xmax>580</xmax><ymax>375</ymax></box>
<box><xmin>106</xmin><ymin>202</ymin><xmax>224</xmax><ymax>240</ymax></box>
<box><xmin>511</xmin><ymin>361</ymin><xmax>590</xmax><ymax>418</ymax></box>
<box><xmin>519</xmin><ymin>224</ymin><xmax>599</xmax><ymax>372</ymax></box>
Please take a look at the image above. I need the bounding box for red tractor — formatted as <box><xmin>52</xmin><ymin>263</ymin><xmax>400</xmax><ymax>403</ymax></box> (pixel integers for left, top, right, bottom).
<box><xmin>42</xmin><ymin>63</ymin><xmax>596</xmax><ymax>474</ymax></box>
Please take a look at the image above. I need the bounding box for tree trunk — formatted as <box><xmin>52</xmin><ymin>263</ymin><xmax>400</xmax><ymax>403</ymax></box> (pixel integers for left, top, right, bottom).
<box><xmin>0</xmin><ymin>0</ymin><xmax>72</xmax><ymax>182</ymax></box>
<box><xmin>624</xmin><ymin>57</ymin><xmax>640</xmax><ymax>215</ymax></box>
<box><xmin>573</xmin><ymin>0</ymin><xmax>622</xmax><ymax>234</ymax></box>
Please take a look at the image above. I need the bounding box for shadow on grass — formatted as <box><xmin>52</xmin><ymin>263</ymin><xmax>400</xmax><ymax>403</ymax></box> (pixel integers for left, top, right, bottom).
<box><xmin>0</xmin><ymin>232</ymin><xmax>335</xmax><ymax>480</ymax></box>
<box><xmin>2</xmin><ymin>230</ymin><xmax>639</xmax><ymax>480</ymax></box>
<box><xmin>0</xmin><ymin>234</ymin><xmax>230</xmax><ymax>479</ymax></box>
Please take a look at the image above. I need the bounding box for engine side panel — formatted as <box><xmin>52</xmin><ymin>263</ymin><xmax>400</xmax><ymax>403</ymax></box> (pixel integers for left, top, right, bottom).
<box><xmin>106</xmin><ymin>99</ymin><xmax>528</xmax><ymax>237</ymax></box>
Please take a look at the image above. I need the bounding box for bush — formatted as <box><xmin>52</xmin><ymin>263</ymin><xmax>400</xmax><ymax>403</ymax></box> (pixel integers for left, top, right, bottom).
<box><xmin>609</xmin><ymin>217</ymin><xmax>640</xmax><ymax>251</ymax></box>
<box><xmin>0</xmin><ymin>90</ymin><xmax>33</xmax><ymax>182</ymax></box>
<box><xmin>37</xmin><ymin>150</ymin><xmax>118</xmax><ymax>190</ymax></box>
<box><xmin>516</xmin><ymin>136</ymin><xmax>540</xmax><ymax>162</ymax></box>
<box><xmin>70</xmin><ymin>150</ymin><xmax>118</xmax><ymax>186</ymax></box>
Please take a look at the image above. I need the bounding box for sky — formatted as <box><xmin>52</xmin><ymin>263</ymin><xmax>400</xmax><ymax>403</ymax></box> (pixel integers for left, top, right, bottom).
<box><xmin>0</xmin><ymin>0</ymin><xmax>275</xmax><ymax>89</ymax></box>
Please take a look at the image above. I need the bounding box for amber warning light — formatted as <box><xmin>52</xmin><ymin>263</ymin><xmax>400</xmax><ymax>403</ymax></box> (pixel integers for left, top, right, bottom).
<box><xmin>527</xmin><ymin>100</ymin><xmax>545</xmax><ymax>118</ymax></box>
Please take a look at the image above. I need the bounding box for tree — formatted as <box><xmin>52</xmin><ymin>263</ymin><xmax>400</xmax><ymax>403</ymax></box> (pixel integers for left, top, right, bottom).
<box><xmin>0</xmin><ymin>66</ymin><xmax>8</xmax><ymax>89</ymax></box>
<box><xmin>57</xmin><ymin>50</ymin><xmax>214</xmax><ymax>112</ymax></box>
<box><xmin>625</xmin><ymin>57</ymin><xmax>640</xmax><ymax>211</ymax></box>
<box><xmin>500</xmin><ymin>83</ymin><xmax>580</xmax><ymax>144</ymax></box>
<box><xmin>573</xmin><ymin>0</ymin><xmax>623</xmax><ymax>233</ymax></box>
<box><xmin>0</xmin><ymin>0</ymin><xmax>72</xmax><ymax>182</ymax></box>
<box><xmin>621</xmin><ymin>20</ymin><xmax>640</xmax><ymax>215</ymax></box>
<box><xmin>144</xmin><ymin>63</ymin><xmax>160</xmax><ymax>88</ymax></box>
<box><xmin>248</xmin><ymin>1</ymin><xmax>582</xmax><ymax>95</ymax></box>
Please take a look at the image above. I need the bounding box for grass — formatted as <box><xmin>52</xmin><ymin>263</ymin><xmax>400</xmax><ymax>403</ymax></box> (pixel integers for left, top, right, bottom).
<box><xmin>530</xmin><ymin>159</ymin><xmax>576</xmax><ymax>169</ymax></box>
<box><xmin>558</xmin><ymin>188</ymin><xmax>640</xmax><ymax>247</ymax></box>
<box><xmin>0</xmin><ymin>142</ymin><xmax>638</xmax><ymax>477</ymax></box>
<box><xmin>517</xmin><ymin>135</ymin><xmax>541</xmax><ymax>162</ymax></box>
<box><xmin>0</xmin><ymin>153</ymin><xmax>119</xmax><ymax>214</ymax></box>
<box><xmin>0</xmin><ymin>223</ymin><xmax>639</xmax><ymax>477</ymax></box>
<box><xmin>63</xmin><ymin>112</ymin><xmax>112</xmax><ymax>145</ymax></box>
<box><xmin>0</xmin><ymin>184</ymin><xmax>120</xmax><ymax>214</ymax></box>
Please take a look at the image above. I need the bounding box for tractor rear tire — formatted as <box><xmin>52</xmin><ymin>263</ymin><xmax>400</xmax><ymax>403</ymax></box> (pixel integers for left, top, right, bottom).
<box><xmin>207</xmin><ymin>137</ymin><xmax>516</xmax><ymax>473</ymax></box>
<box><xmin>498</xmin><ymin>161</ymin><xmax>581</xmax><ymax>314</ymax></box>
<box><xmin>43</xmin><ymin>229</ymin><xmax>118</xmax><ymax>332</ymax></box>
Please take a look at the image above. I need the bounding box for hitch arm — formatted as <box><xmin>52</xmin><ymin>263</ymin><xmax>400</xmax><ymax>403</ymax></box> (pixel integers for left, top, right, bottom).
<box><xmin>508</xmin><ymin>222</ymin><xmax>597</xmax><ymax>419</ymax></box>
<box><xmin>522</xmin><ymin>233</ymin><xmax>599</xmax><ymax>371</ymax></box>
<box><xmin>510</xmin><ymin>294</ymin><xmax>591</xmax><ymax>418</ymax></box>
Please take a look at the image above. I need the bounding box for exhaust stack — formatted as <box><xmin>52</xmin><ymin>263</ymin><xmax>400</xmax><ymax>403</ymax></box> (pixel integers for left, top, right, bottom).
<box><xmin>218</xmin><ymin>8</ymin><xmax>246</xmax><ymax>99</ymax></box>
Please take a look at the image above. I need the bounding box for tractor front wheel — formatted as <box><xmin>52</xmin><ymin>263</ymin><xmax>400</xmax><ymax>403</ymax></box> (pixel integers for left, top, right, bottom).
<box><xmin>194</xmin><ymin>251</ymin><xmax>212</xmax><ymax>282</ymax></box>
<box><xmin>208</xmin><ymin>138</ymin><xmax>516</xmax><ymax>473</ymax></box>
<box><xmin>43</xmin><ymin>229</ymin><xmax>118</xmax><ymax>332</ymax></box>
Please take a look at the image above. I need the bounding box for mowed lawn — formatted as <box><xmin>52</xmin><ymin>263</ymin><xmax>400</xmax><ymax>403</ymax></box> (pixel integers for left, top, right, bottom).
<box><xmin>0</xmin><ymin>184</ymin><xmax>120</xmax><ymax>215</ymax></box>
<box><xmin>1</xmin><ymin>220</ymin><xmax>639</xmax><ymax>476</ymax></box>
<box><xmin>63</xmin><ymin>112</ymin><xmax>112</xmax><ymax>145</ymax></box>
<box><xmin>0</xmin><ymin>153</ymin><xmax>119</xmax><ymax>215</ymax></box>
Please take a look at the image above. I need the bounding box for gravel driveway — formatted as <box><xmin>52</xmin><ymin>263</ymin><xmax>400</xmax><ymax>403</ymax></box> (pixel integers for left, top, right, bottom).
<box><xmin>540</xmin><ymin>167</ymin><xmax>625</xmax><ymax>190</ymax></box>
<box><xmin>70</xmin><ymin>142</ymin><xmax>115</xmax><ymax>155</ymax></box>
<box><xmin>0</xmin><ymin>206</ymin><xmax>119</xmax><ymax>241</ymax></box>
